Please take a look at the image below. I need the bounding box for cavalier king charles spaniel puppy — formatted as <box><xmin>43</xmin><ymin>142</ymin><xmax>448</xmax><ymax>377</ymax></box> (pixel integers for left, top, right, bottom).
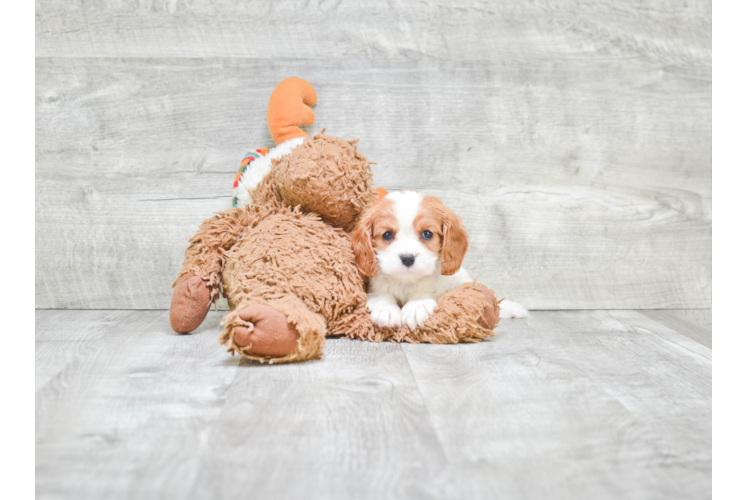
<box><xmin>352</xmin><ymin>190</ymin><xmax>528</xmax><ymax>329</ymax></box>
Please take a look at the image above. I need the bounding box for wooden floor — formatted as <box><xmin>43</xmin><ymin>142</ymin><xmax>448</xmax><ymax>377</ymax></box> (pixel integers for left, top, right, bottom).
<box><xmin>36</xmin><ymin>309</ymin><xmax>711</xmax><ymax>500</ymax></box>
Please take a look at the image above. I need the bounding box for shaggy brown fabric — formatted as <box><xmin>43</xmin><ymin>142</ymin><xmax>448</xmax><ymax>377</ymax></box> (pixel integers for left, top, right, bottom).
<box><xmin>170</xmin><ymin>274</ymin><xmax>212</xmax><ymax>333</ymax></box>
<box><xmin>274</xmin><ymin>131</ymin><xmax>376</xmax><ymax>233</ymax></box>
<box><xmin>174</xmin><ymin>205</ymin><xmax>258</xmax><ymax>300</ymax></box>
<box><xmin>172</xmin><ymin>132</ymin><xmax>379</xmax><ymax>363</ymax></box>
<box><xmin>214</xmin><ymin>204</ymin><xmax>374</xmax><ymax>363</ymax></box>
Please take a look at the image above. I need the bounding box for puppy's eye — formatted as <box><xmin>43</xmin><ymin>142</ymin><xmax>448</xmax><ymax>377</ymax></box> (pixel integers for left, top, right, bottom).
<box><xmin>421</xmin><ymin>230</ymin><xmax>433</xmax><ymax>240</ymax></box>
<box><xmin>382</xmin><ymin>231</ymin><xmax>394</xmax><ymax>241</ymax></box>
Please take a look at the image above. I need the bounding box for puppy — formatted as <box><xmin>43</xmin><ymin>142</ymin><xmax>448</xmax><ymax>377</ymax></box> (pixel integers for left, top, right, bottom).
<box><xmin>352</xmin><ymin>190</ymin><xmax>528</xmax><ymax>329</ymax></box>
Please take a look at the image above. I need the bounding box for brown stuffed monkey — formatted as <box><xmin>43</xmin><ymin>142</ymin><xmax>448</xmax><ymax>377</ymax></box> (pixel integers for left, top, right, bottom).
<box><xmin>169</xmin><ymin>78</ymin><xmax>501</xmax><ymax>364</ymax></box>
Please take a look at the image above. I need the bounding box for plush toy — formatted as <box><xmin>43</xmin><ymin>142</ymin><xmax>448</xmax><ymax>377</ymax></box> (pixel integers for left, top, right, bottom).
<box><xmin>169</xmin><ymin>77</ymin><xmax>502</xmax><ymax>364</ymax></box>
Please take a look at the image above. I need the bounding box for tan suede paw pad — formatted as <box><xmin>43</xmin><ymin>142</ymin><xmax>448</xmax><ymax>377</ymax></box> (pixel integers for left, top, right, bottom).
<box><xmin>233</xmin><ymin>304</ymin><xmax>301</xmax><ymax>357</ymax></box>
<box><xmin>170</xmin><ymin>274</ymin><xmax>212</xmax><ymax>333</ymax></box>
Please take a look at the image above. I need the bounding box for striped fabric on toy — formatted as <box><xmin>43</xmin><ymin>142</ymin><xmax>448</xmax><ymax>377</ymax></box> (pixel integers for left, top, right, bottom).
<box><xmin>232</xmin><ymin>148</ymin><xmax>269</xmax><ymax>207</ymax></box>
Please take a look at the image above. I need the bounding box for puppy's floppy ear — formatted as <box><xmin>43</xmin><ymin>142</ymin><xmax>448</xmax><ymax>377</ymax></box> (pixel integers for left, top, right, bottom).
<box><xmin>351</xmin><ymin>214</ymin><xmax>378</xmax><ymax>278</ymax></box>
<box><xmin>440</xmin><ymin>207</ymin><xmax>469</xmax><ymax>275</ymax></box>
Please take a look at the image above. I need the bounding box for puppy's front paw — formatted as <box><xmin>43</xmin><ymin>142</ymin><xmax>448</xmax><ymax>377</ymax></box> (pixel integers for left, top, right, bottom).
<box><xmin>368</xmin><ymin>297</ymin><xmax>402</xmax><ymax>328</ymax></box>
<box><xmin>401</xmin><ymin>298</ymin><xmax>437</xmax><ymax>330</ymax></box>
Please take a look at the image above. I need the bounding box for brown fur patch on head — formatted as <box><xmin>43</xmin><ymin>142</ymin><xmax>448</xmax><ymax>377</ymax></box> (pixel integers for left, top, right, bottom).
<box><xmin>415</xmin><ymin>196</ymin><xmax>469</xmax><ymax>275</ymax></box>
<box><xmin>274</xmin><ymin>132</ymin><xmax>377</xmax><ymax>232</ymax></box>
<box><xmin>351</xmin><ymin>197</ymin><xmax>396</xmax><ymax>277</ymax></box>
<box><xmin>413</xmin><ymin>196</ymin><xmax>445</xmax><ymax>255</ymax></box>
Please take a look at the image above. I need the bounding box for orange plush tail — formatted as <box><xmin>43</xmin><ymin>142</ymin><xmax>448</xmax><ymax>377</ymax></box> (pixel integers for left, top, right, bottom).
<box><xmin>267</xmin><ymin>77</ymin><xmax>317</xmax><ymax>145</ymax></box>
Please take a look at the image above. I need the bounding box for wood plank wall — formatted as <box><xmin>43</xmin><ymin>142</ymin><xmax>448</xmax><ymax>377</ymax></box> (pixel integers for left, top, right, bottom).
<box><xmin>35</xmin><ymin>0</ymin><xmax>711</xmax><ymax>310</ymax></box>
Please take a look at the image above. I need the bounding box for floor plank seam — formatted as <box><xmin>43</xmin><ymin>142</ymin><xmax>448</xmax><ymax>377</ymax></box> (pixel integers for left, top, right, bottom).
<box><xmin>605</xmin><ymin>310</ymin><xmax>712</xmax><ymax>362</ymax></box>
<box><xmin>399</xmin><ymin>344</ymin><xmax>467</xmax><ymax>498</ymax></box>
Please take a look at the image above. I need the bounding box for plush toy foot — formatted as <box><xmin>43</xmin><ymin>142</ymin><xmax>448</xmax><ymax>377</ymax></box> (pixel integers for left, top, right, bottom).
<box><xmin>220</xmin><ymin>295</ymin><xmax>327</xmax><ymax>363</ymax></box>
<box><xmin>476</xmin><ymin>284</ymin><xmax>502</xmax><ymax>330</ymax></box>
<box><xmin>232</xmin><ymin>304</ymin><xmax>301</xmax><ymax>357</ymax></box>
<box><xmin>170</xmin><ymin>274</ymin><xmax>212</xmax><ymax>333</ymax></box>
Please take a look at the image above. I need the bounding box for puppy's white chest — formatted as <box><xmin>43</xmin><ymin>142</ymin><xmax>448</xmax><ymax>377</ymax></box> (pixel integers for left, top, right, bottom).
<box><xmin>372</xmin><ymin>271</ymin><xmax>466</xmax><ymax>305</ymax></box>
<box><xmin>391</xmin><ymin>281</ymin><xmax>418</xmax><ymax>306</ymax></box>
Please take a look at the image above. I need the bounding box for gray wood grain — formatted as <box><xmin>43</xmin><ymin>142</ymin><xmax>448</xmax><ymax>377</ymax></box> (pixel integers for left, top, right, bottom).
<box><xmin>35</xmin><ymin>1</ymin><xmax>711</xmax><ymax>62</ymax></box>
<box><xmin>36</xmin><ymin>310</ymin><xmax>241</xmax><ymax>499</ymax></box>
<box><xmin>36</xmin><ymin>310</ymin><xmax>460</xmax><ymax>500</ymax></box>
<box><xmin>35</xmin><ymin>309</ymin><xmax>131</xmax><ymax>391</ymax></box>
<box><xmin>402</xmin><ymin>310</ymin><xmax>711</xmax><ymax>499</ymax></box>
<box><xmin>188</xmin><ymin>340</ymin><xmax>461</xmax><ymax>500</ymax></box>
<box><xmin>36</xmin><ymin>54</ymin><xmax>711</xmax><ymax>309</ymax></box>
<box><xmin>640</xmin><ymin>309</ymin><xmax>712</xmax><ymax>348</ymax></box>
<box><xmin>36</xmin><ymin>309</ymin><xmax>711</xmax><ymax>499</ymax></box>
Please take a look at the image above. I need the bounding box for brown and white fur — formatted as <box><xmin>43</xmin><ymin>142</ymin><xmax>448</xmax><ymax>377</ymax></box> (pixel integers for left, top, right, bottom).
<box><xmin>352</xmin><ymin>190</ymin><xmax>528</xmax><ymax>330</ymax></box>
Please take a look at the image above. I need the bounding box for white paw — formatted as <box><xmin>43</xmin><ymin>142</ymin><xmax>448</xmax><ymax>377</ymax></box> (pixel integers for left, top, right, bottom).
<box><xmin>499</xmin><ymin>300</ymin><xmax>529</xmax><ymax>319</ymax></box>
<box><xmin>401</xmin><ymin>298</ymin><xmax>437</xmax><ymax>330</ymax></box>
<box><xmin>368</xmin><ymin>297</ymin><xmax>402</xmax><ymax>328</ymax></box>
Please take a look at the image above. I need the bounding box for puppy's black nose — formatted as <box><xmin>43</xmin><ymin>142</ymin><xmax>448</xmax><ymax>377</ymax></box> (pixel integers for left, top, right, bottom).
<box><xmin>400</xmin><ymin>254</ymin><xmax>415</xmax><ymax>267</ymax></box>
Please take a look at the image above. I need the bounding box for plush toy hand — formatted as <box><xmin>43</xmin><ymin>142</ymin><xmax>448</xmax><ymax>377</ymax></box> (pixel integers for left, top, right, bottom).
<box><xmin>476</xmin><ymin>284</ymin><xmax>501</xmax><ymax>330</ymax></box>
<box><xmin>170</xmin><ymin>274</ymin><xmax>212</xmax><ymax>333</ymax></box>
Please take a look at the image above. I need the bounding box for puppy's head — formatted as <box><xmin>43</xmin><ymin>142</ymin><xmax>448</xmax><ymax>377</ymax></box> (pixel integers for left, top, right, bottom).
<box><xmin>351</xmin><ymin>190</ymin><xmax>468</xmax><ymax>278</ymax></box>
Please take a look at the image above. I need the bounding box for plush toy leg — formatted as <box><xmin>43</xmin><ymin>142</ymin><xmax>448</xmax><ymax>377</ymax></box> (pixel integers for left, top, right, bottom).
<box><xmin>219</xmin><ymin>294</ymin><xmax>327</xmax><ymax>364</ymax></box>
<box><xmin>368</xmin><ymin>282</ymin><xmax>502</xmax><ymax>344</ymax></box>
<box><xmin>170</xmin><ymin>274</ymin><xmax>213</xmax><ymax>333</ymax></box>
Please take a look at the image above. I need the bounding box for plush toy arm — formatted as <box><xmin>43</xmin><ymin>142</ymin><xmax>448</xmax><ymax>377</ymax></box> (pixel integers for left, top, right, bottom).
<box><xmin>170</xmin><ymin>206</ymin><xmax>250</xmax><ymax>333</ymax></box>
<box><xmin>360</xmin><ymin>282</ymin><xmax>500</xmax><ymax>344</ymax></box>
